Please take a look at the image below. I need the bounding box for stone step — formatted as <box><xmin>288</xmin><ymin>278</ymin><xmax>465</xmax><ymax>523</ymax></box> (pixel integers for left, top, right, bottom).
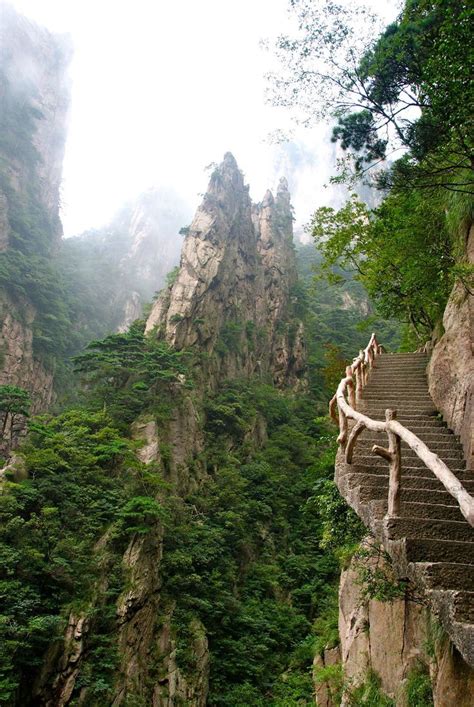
<box><xmin>345</xmin><ymin>471</ymin><xmax>472</xmax><ymax>493</ymax></box>
<box><xmin>358</xmin><ymin>485</ymin><xmax>458</xmax><ymax>506</ymax></box>
<box><xmin>400</xmin><ymin>502</ymin><xmax>468</xmax><ymax>523</ymax></box>
<box><xmin>370</xmin><ymin>368</ymin><xmax>428</xmax><ymax>373</ymax></box>
<box><xmin>348</xmin><ymin>461</ymin><xmax>472</xmax><ymax>481</ymax></box>
<box><xmin>402</xmin><ymin>538</ymin><xmax>474</xmax><ymax>565</ymax></box>
<box><xmin>362</xmin><ymin>398</ymin><xmax>435</xmax><ymax>406</ymax></box>
<box><xmin>362</xmin><ymin>394</ymin><xmax>433</xmax><ymax>401</ymax></box>
<box><xmin>375</xmin><ymin>354</ymin><xmax>427</xmax><ymax>359</ymax></box>
<box><xmin>429</xmin><ymin>589</ymin><xmax>474</xmax><ymax>624</ymax></box>
<box><xmin>414</xmin><ymin>563</ymin><xmax>474</xmax><ymax>592</ymax></box>
<box><xmin>355</xmin><ymin>446</ymin><xmax>465</xmax><ymax>467</ymax></box>
<box><xmin>374</xmin><ymin>362</ymin><xmax>428</xmax><ymax>368</ymax></box>
<box><xmin>368</xmin><ymin>423</ymin><xmax>448</xmax><ymax>432</ymax></box>
<box><xmin>376</xmin><ymin>418</ymin><xmax>446</xmax><ymax>428</ymax></box>
<box><xmin>361</xmin><ymin>431</ymin><xmax>455</xmax><ymax>443</ymax></box>
<box><xmin>361</xmin><ymin>399</ymin><xmax>434</xmax><ymax>406</ymax></box>
<box><xmin>361</xmin><ymin>401</ymin><xmax>436</xmax><ymax>408</ymax></box>
<box><xmin>358</xmin><ymin>436</ymin><xmax>463</xmax><ymax>452</ymax></box>
<box><xmin>351</xmin><ymin>454</ymin><xmax>466</xmax><ymax>470</ymax></box>
<box><xmin>402</xmin><ymin>426</ymin><xmax>452</xmax><ymax>435</ymax></box>
<box><xmin>385</xmin><ymin>516</ymin><xmax>474</xmax><ymax>543</ymax></box>
<box><xmin>360</xmin><ymin>437</ymin><xmax>462</xmax><ymax>453</ymax></box>
<box><xmin>360</xmin><ymin>407</ymin><xmax>438</xmax><ymax>417</ymax></box>
<box><xmin>361</xmin><ymin>384</ymin><xmax>429</xmax><ymax>400</ymax></box>
<box><xmin>368</xmin><ymin>378</ymin><xmax>428</xmax><ymax>384</ymax></box>
<box><xmin>452</xmin><ymin>592</ymin><xmax>474</xmax><ymax>623</ymax></box>
<box><xmin>370</xmin><ymin>500</ymin><xmax>468</xmax><ymax>522</ymax></box>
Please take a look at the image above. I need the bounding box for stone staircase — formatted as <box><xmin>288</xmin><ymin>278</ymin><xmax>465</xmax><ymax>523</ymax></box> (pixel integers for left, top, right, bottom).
<box><xmin>335</xmin><ymin>352</ymin><xmax>474</xmax><ymax>667</ymax></box>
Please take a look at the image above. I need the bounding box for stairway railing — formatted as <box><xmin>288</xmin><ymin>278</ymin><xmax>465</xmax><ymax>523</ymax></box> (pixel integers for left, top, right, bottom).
<box><xmin>329</xmin><ymin>334</ymin><xmax>474</xmax><ymax>527</ymax></box>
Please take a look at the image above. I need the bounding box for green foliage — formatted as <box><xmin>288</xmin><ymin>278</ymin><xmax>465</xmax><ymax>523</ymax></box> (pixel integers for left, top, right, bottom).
<box><xmin>354</xmin><ymin>543</ymin><xmax>407</xmax><ymax>602</ymax></box>
<box><xmin>116</xmin><ymin>496</ymin><xmax>166</xmax><ymax>536</ymax></box>
<box><xmin>405</xmin><ymin>664</ymin><xmax>434</xmax><ymax>706</ymax></box>
<box><xmin>215</xmin><ymin>320</ymin><xmax>244</xmax><ymax>356</ymax></box>
<box><xmin>0</xmin><ymin>408</ymin><xmax>146</xmax><ymax>701</ymax></box>
<box><xmin>348</xmin><ymin>669</ymin><xmax>395</xmax><ymax>706</ymax></box>
<box><xmin>159</xmin><ymin>384</ymin><xmax>344</xmax><ymax>704</ymax></box>
<box><xmin>73</xmin><ymin>321</ymin><xmax>190</xmax><ymax>425</ymax></box>
<box><xmin>313</xmin><ymin>663</ymin><xmax>343</xmax><ymax>706</ymax></box>
<box><xmin>270</xmin><ymin>0</ymin><xmax>474</xmax><ymax>193</ymax></box>
<box><xmin>0</xmin><ymin>385</ymin><xmax>30</xmax><ymax>420</ymax></box>
<box><xmin>310</xmin><ymin>189</ymin><xmax>455</xmax><ymax>339</ymax></box>
<box><xmin>296</xmin><ymin>244</ymin><xmax>401</xmax><ymax>401</ymax></box>
<box><xmin>309</xmin><ymin>477</ymin><xmax>365</xmax><ymax>556</ymax></box>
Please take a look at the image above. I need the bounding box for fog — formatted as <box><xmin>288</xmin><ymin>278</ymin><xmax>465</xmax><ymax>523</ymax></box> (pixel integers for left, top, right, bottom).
<box><xmin>8</xmin><ymin>0</ymin><xmax>399</xmax><ymax>238</ymax></box>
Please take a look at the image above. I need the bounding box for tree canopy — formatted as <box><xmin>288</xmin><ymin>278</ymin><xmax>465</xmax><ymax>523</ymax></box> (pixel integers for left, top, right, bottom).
<box><xmin>269</xmin><ymin>0</ymin><xmax>474</xmax><ymax>193</ymax></box>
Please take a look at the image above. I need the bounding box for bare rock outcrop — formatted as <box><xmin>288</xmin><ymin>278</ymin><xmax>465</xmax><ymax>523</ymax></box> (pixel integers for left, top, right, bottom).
<box><xmin>320</xmin><ymin>540</ymin><xmax>474</xmax><ymax>706</ymax></box>
<box><xmin>0</xmin><ymin>3</ymin><xmax>71</xmax><ymax>418</ymax></box>
<box><xmin>428</xmin><ymin>223</ymin><xmax>474</xmax><ymax>470</ymax></box>
<box><xmin>146</xmin><ymin>154</ymin><xmax>305</xmax><ymax>389</ymax></box>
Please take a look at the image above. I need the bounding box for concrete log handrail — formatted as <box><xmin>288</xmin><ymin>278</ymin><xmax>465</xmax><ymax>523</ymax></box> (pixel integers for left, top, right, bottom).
<box><xmin>330</xmin><ymin>333</ymin><xmax>474</xmax><ymax>527</ymax></box>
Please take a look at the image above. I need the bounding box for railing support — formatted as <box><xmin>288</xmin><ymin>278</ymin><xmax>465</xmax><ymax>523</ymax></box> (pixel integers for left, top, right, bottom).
<box><xmin>331</xmin><ymin>334</ymin><xmax>474</xmax><ymax>527</ymax></box>
<box><xmin>373</xmin><ymin>410</ymin><xmax>401</xmax><ymax>516</ymax></box>
<box><xmin>386</xmin><ymin>410</ymin><xmax>401</xmax><ymax>517</ymax></box>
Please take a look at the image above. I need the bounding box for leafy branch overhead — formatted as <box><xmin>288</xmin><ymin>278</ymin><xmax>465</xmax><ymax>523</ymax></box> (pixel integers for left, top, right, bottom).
<box><xmin>269</xmin><ymin>0</ymin><xmax>474</xmax><ymax>192</ymax></box>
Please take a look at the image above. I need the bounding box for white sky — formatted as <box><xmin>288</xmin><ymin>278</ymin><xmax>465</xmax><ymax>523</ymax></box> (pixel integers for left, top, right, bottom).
<box><xmin>8</xmin><ymin>0</ymin><xmax>399</xmax><ymax>236</ymax></box>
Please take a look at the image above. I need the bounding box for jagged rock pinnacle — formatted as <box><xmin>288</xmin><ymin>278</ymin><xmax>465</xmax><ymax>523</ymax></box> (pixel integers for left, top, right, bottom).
<box><xmin>223</xmin><ymin>152</ymin><xmax>238</xmax><ymax>169</ymax></box>
<box><xmin>277</xmin><ymin>177</ymin><xmax>289</xmax><ymax>193</ymax></box>
<box><xmin>262</xmin><ymin>189</ymin><xmax>274</xmax><ymax>207</ymax></box>
<box><xmin>276</xmin><ymin>176</ymin><xmax>291</xmax><ymax>212</ymax></box>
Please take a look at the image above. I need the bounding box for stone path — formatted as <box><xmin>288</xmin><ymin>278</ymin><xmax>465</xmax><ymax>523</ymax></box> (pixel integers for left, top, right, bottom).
<box><xmin>336</xmin><ymin>352</ymin><xmax>474</xmax><ymax>667</ymax></box>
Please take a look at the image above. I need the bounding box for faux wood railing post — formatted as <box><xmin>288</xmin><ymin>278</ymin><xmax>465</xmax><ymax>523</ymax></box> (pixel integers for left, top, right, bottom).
<box><xmin>372</xmin><ymin>409</ymin><xmax>401</xmax><ymax>517</ymax></box>
<box><xmin>386</xmin><ymin>409</ymin><xmax>401</xmax><ymax>517</ymax></box>
<box><xmin>347</xmin><ymin>366</ymin><xmax>356</xmax><ymax>409</ymax></box>
<box><xmin>337</xmin><ymin>406</ymin><xmax>348</xmax><ymax>445</ymax></box>
<box><xmin>333</xmin><ymin>333</ymin><xmax>474</xmax><ymax>526</ymax></box>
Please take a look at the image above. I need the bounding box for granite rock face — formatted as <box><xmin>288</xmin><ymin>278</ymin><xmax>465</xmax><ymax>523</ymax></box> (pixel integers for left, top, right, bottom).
<box><xmin>316</xmin><ymin>540</ymin><xmax>474</xmax><ymax>706</ymax></box>
<box><xmin>146</xmin><ymin>154</ymin><xmax>305</xmax><ymax>390</ymax></box>
<box><xmin>0</xmin><ymin>3</ymin><xmax>71</xmax><ymax>419</ymax></box>
<box><xmin>428</xmin><ymin>224</ymin><xmax>474</xmax><ymax>470</ymax></box>
<box><xmin>34</xmin><ymin>155</ymin><xmax>305</xmax><ymax>705</ymax></box>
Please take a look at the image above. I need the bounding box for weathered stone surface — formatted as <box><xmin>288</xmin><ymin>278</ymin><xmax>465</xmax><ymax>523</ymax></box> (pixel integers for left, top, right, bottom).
<box><xmin>0</xmin><ymin>452</ymin><xmax>27</xmax><ymax>483</ymax></box>
<box><xmin>0</xmin><ymin>5</ymin><xmax>71</xmax><ymax>430</ymax></box>
<box><xmin>428</xmin><ymin>224</ymin><xmax>474</xmax><ymax>471</ymax></box>
<box><xmin>152</xmin><ymin>618</ymin><xmax>209</xmax><ymax>707</ymax></box>
<box><xmin>0</xmin><ymin>293</ymin><xmax>55</xmax><ymax>413</ymax></box>
<box><xmin>313</xmin><ymin>645</ymin><xmax>341</xmax><ymax>707</ymax></box>
<box><xmin>432</xmin><ymin>636</ymin><xmax>474</xmax><ymax>707</ymax></box>
<box><xmin>146</xmin><ymin>154</ymin><xmax>306</xmax><ymax>390</ymax></box>
<box><xmin>336</xmin><ymin>539</ymin><xmax>474</xmax><ymax>705</ymax></box>
<box><xmin>33</xmin><ymin>612</ymin><xmax>90</xmax><ymax>707</ymax></box>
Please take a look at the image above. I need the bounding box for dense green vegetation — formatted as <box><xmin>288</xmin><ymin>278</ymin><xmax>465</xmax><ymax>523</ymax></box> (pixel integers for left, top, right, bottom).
<box><xmin>0</xmin><ymin>315</ymin><xmax>366</xmax><ymax>704</ymax></box>
<box><xmin>161</xmin><ymin>382</ymin><xmax>364</xmax><ymax>705</ymax></box>
<box><xmin>1</xmin><ymin>0</ymin><xmax>471</xmax><ymax>703</ymax></box>
<box><xmin>296</xmin><ymin>244</ymin><xmax>401</xmax><ymax>399</ymax></box>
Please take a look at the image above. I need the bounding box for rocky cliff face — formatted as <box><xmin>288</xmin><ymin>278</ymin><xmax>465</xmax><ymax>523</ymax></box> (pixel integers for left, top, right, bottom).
<box><xmin>428</xmin><ymin>223</ymin><xmax>474</xmax><ymax>471</ymax></box>
<box><xmin>33</xmin><ymin>154</ymin><xmax>305</xmax><ymax>706</ymax></box>
<box><xmin>0</xmin><ymin>3</ymin><xmax>71</xmax><ymax>413</ymax></box>
<box><xmin>146</xmin><ymin>153</ymin><xmax>305</xmax><ymax>389</ymax></box>
<box><xmin>315</xmin><ymin>538</ymin><xmax>474</xmax><ymax>706</ymax></box>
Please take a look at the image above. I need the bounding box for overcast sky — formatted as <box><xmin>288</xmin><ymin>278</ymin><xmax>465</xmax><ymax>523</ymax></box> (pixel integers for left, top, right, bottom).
<box><xmin>9</xmin><ymin>0</ymin><xmax>399</xmax><ymax>237</ymax></box>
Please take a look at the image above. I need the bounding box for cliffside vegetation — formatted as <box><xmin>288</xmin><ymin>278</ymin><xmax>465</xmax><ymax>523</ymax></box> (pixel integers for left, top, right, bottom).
<box><xmin>0</xmin><ymin>309</ymin><xmax>366</xmax><ymax>704</ymax></box>
<box><xmin>0</xmin><ymin>0</ymin><xmax>472</xmax><ymax>704</ymax></box>
<box><xmin>271</xmin><ymin>0</ymin><xmax>474</xmax><ymax>346</ymax></box>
